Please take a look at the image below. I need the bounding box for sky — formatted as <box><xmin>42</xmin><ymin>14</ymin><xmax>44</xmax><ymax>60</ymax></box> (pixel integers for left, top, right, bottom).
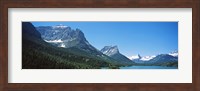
<box><xmin>32</xmin><ymin>22</ymin><xmax>178</xmax><ymax>57</ymax></box>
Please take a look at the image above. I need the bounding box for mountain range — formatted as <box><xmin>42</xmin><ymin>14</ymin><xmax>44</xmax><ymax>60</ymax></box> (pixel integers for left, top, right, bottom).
<box><xmin>22</xmin><ymin>22</ymin><xmax>178</xmax><ymax>69</ymax></box>
<box><xmin>22</xmin><ymin>23</ymin><xmax>136</xmax><ymax>69</ymax></box>
<box><xmin>36</xmin><ymin>25</ymin><xmax>106</xmax><ymax>56</ymax></box>
<box><xmin>130</xmin><ymin>51</ymin><xmax>178</xmax><ymax>67</ymax></box>
<box><xmin>36</xmin><ymin>24</ymin><xmax>135</xmax><ymax>66</ymax></box>
<box><xmin>101</xmin><ymin>46</ymin><xmax>134</xmax><ymax>65</ymax></box>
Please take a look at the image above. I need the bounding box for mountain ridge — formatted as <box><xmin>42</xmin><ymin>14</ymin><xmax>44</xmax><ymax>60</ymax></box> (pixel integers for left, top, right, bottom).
<box><xmin>130</xmin><ymin>51</ymin><xmax>178</xmax><ymax>67</ymax></box>
<box><xmin>35</xmin><ymin>24</ymin><xmax>134</xmax><ymax>66</ymax></box>
<box><xmin>22</xmin><ymin>22</ymin><xmax>126</xmax><ymax>69</ymax></box>
<box><xmin>24</xmin><ymin>23</ymin><xmax>178</xmax><ymax>68</ymax></box>
<box><xmin>101</xmin><ymin>46</ymin><xmax>134</xmax><ymax>65</ymax></box>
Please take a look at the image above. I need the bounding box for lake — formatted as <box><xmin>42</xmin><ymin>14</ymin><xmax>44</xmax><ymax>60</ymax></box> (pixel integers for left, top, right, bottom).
<box><xmin>119</xmin><ymin>66</ymin><xmax>178</xmax><ymax>69</ymax></box>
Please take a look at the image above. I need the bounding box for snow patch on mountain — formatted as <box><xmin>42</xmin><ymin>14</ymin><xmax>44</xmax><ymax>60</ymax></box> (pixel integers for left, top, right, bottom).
<box><xmin>129</xmin><ymin>55</ymin><xmax>139</xmax><ymax>60</ymax></box>
<box><xmin>44</xmin><ymin>39</ymin><xmax>63</xmax><ymax>43</ymax></box>
<box><xmin>140</xmin><ymin>55</ymin><xmax>156</xmax><ymax>61</ymax></box>
<box><xmin>52</xmin><ymin>24</ymin><xmax>69</xmax><ymax>29</ymax></box>
<box><xmin>168</xmin><ymin>51</ymin><xmax>178</xmax><ymax>57</ymax></box>
<box><xmin>129</xmin><ymin>54</ymin><xmax>155</xmax><ymax>61</ymax></box>
<box><xmin>101</xmin><ymin>46</ymin><xmax>119</xmax><ymax>56</ymax></box>
<box><xmin>60</xmin><ymin>43</ymin><xmax>66</xmax><ymax>48</ymax></box>
<box><xmin>130</xmin><ymin>50</ymin><xmax>178</xmax><ymax>62</ymax></box>
<box><xmin>128</xmin><ymin>54</ymin><xmax>141</xmax><ymax>60</ymax></box>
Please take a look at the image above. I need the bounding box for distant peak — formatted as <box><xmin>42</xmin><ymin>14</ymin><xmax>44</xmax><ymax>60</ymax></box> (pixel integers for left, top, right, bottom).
<box><xmin>128</xmin><ymin>54</ymin><xmax>142</xmax><ymax>60</ymax></box>
<box><xmin>104</xmin><ymin>46</ymin><xmax>112</xmax><ymax>48</ymax></box>
<box><xmin>104</xmin><ymin>45</ymin><xmax>118</xmax><ymax>49</ymax></box>
<box><xmin>140</xmin><ymin>55</ymin><xmax>156</xmax><ymax>61</ymax></box>
<box><xmin>100</xmin><ymin>45</ymin><xmax>119</xmax><ymax>56</ymax></box>
<box><xmin>129</xmin><ymin>54</ymin><xmax>156</xmax><ymax>61</ymax></box>
<box><xmin>128</xmin><ymin>55</ymin><xmax>140</xmax><ymax>60</ymax></box>
<box><xmin>76</xmin><ymin>28</ymin><xmax>81</xmax><ymax>31</ymax></box>
<box><xmin>168</xmin><ymin>50</ymin><xmax>178</xmax><ymax>57</ymax></box>
<box><xmin>113</xmin><ymin>45</ymin><xmax>118</xmax><ymax>48</ymax></box>
<box><xmin>75</xmin><ymin>28</ymin><xmax>83</xmax><ymax>33</ymax></box>
<box><xmin>138</xmin><ymin>54</ymin><xmax>142</xmax><ymax>59</ymax></box>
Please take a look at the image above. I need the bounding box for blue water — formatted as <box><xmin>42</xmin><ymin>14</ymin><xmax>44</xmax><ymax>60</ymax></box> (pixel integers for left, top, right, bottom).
<box><xmin>119</xmin><ymin>66</ymin><xmax>178</xmax><ymax>69</ymax></box>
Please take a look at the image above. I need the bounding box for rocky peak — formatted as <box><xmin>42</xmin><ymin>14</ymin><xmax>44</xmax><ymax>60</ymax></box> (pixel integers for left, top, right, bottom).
<box><xmin>22</xmin><ymin>22</ymin><xmax>41</xmax><ymax>39</ymax></box>
<box><xmin>138</xmin><ymin>54</ymin><xmax>142</xmax><ymax>59</ymax></box>
<box><xmin>129</xmin><ymin>54</ymin><xmax>141</xmax><ymax>60</ymax></box>
<box><xmin>168</xmin><ymin>50</ymin><xmax>178</xmax><ymax>57</ymax></box>
<box><xmin>100</xmin><ymin>45</ymin><xmax>119</xmax><ymax>56</ymax></box>
<box><xmin>36</xmin><ymin>25</ymin><xmax>94</xmax><ymax>49</ymax></box>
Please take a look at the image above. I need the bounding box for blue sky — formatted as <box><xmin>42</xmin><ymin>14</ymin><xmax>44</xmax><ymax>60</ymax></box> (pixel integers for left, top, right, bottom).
<box><xmin>32</xmin><ymin>22</ymin><xmax>178</xmax><ymax>57</ymax></box>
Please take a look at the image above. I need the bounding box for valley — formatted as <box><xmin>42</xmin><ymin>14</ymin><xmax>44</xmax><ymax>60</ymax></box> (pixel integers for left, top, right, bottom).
<box><xmin>22</xmin><ymin>22</ymin><xmax>178</xmax><ymax>69</ymax></box>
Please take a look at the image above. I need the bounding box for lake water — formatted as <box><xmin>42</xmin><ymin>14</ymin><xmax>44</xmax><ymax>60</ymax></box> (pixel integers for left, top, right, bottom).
<box><xmin>119</xmin><ymin>66</ymin><xmax>178</xmax><ymax>69</ymax></box>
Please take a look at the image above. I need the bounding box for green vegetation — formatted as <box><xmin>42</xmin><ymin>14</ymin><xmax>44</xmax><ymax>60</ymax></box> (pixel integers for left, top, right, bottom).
<box><xmin>159</xmin><ymin>61</ymin><xmax>178</xmax><ymax>67</ymax></box>
<box><xmin>22</xmin><ymin>22</ymin><xmax>134</xmax><ymax>69</ymax></box>
<box><xmin>22</xmin><ymin>36</ymin><xmax>113</xmax><ymax>69</ymax></box>
<box><xmin>22</xmin><ymin>22</ymin><xmax>178</xmax><ymax>69</ymax></box>
<box><xmin>22</xmin><ymin>35</ymin><xmax>177</xmax><ymax>69</ymax></box>
<box><xmin>133</xmin><ymin>61</ymin><xmax>178</xmax><ymax>67</ymax></box>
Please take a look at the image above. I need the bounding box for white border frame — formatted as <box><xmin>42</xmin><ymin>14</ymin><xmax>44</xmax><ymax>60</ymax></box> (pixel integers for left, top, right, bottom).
<box><xmin>8</xmin><ymin>8</ymin><xmax>192</xmax><ymax>83</ymax></box>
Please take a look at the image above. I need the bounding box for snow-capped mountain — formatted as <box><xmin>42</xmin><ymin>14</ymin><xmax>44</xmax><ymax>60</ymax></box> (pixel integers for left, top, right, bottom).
<box><xmin>128</xmin><ymin>54</ymin><xmax>141</xmax><ymax>60</ymax></box>
<box><xmin>52</xmin><ymin>24</ymin><xmax>69</xmax><ymax>29</ymax></box>
<box><xmin>149</xmin><ymin>54</ymin><xmax>178</xmax><ymax>63</ymax></box>
<box><xmin>130</xmin><ymin>51</ymin><xmax>178</xmax><ymax>64</ymax></box>
<box><xmin>36</xmin><ymin>25</ymin><xmax>89</xmax><ymax>48</ymax></box>
<box><xmin>101</xmin><ymin>46</ymin><xmax>119</xmax><ymax>56</ymax></box>
<box><xmin>140</xmin><ymin>55</ymin><xmax>156</xmax><ymax>61</ymax></box>
<box><xmin>36</xmin><ymin>24</ymin><xmax>136</xmax><ymax>65</ymax></box>
<box><xmin>168</xmin><ymin>50</ymin><xmax>178</xmax><ymax>57</ymax></box>
<box><xmin>36</xmin><ymin>25</ymin><xmax>104</xmax><ymax>55</ymax></box>
<box><xmin>101</xmin><ymin>46</ymin><xmax>134</xmax><ymax>65</ymax></box>
<box><xmin>129</xmin><ymin>54</ymin><xmax>155</xmax><ymax>61</ymax></box>
<box><xmin>23</xmin><ymin>22</ymin><xmax>129</xmax><ymax>69</ymax></box>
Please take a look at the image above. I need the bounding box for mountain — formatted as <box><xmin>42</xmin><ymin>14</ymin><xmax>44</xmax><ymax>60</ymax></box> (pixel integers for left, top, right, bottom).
<box><xmin>148</xmin><ymin>54</ymin><xmax>178</xmax><ymax>65</ymax></box>
<box><xmin>130</xmin><ymin>51</ymin><xmax>178</xmax><ymax>67</ymax></box>
<box><xmin>140</xmin><ymin>55</ymin><xmax>156</xmax><ymax>61</ymax></box>
<box><xmin>129</xmin><ymin>54</ymin><xmax>148</xmax><ymax>64</ymax></box>
<box><xmin>22</xmin><ymin>22</ymin><xmax>41</xmax><ymax>39</ymax></box>
<box><xmin>101</xmin><ymin>46</ymin><xmax>119</xmax><ymax>56</ymax></box>
<box><xmin>22</xmin><ymin>22</ymin><xmax>122</xmax><ymax>69</ymax></box>
<box><xmin>168</xmin><ymin>50</ymin><xmax>178</xmax><ymax>57</ymax></box>
<box><xmin>36</xmin><ymin>25</ymin><xmax>105</xmax><ymax>56</ymax></box>
<box><xmin>131</xmin><ymin>54</ymin><xmax>155</xmax><ymax>63</ymax></box>
<box><xmin>101</xmin><ymin>46</ymin><xmax>134</xmax><ymax>65</ymax></box>
<box><xmin>129</xmin><ymin>54</ymin><xmax>141</xmax><ymax>60</ymax></box>
<box><xmin>36</xmin><ymin>25</ymin><xmax>133</xmax><ymax>66</ymax></box>
<box><xmin>36</xmin><ymin>25</ymin><xmax>89</xmax><ymax>48</ymax></box>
